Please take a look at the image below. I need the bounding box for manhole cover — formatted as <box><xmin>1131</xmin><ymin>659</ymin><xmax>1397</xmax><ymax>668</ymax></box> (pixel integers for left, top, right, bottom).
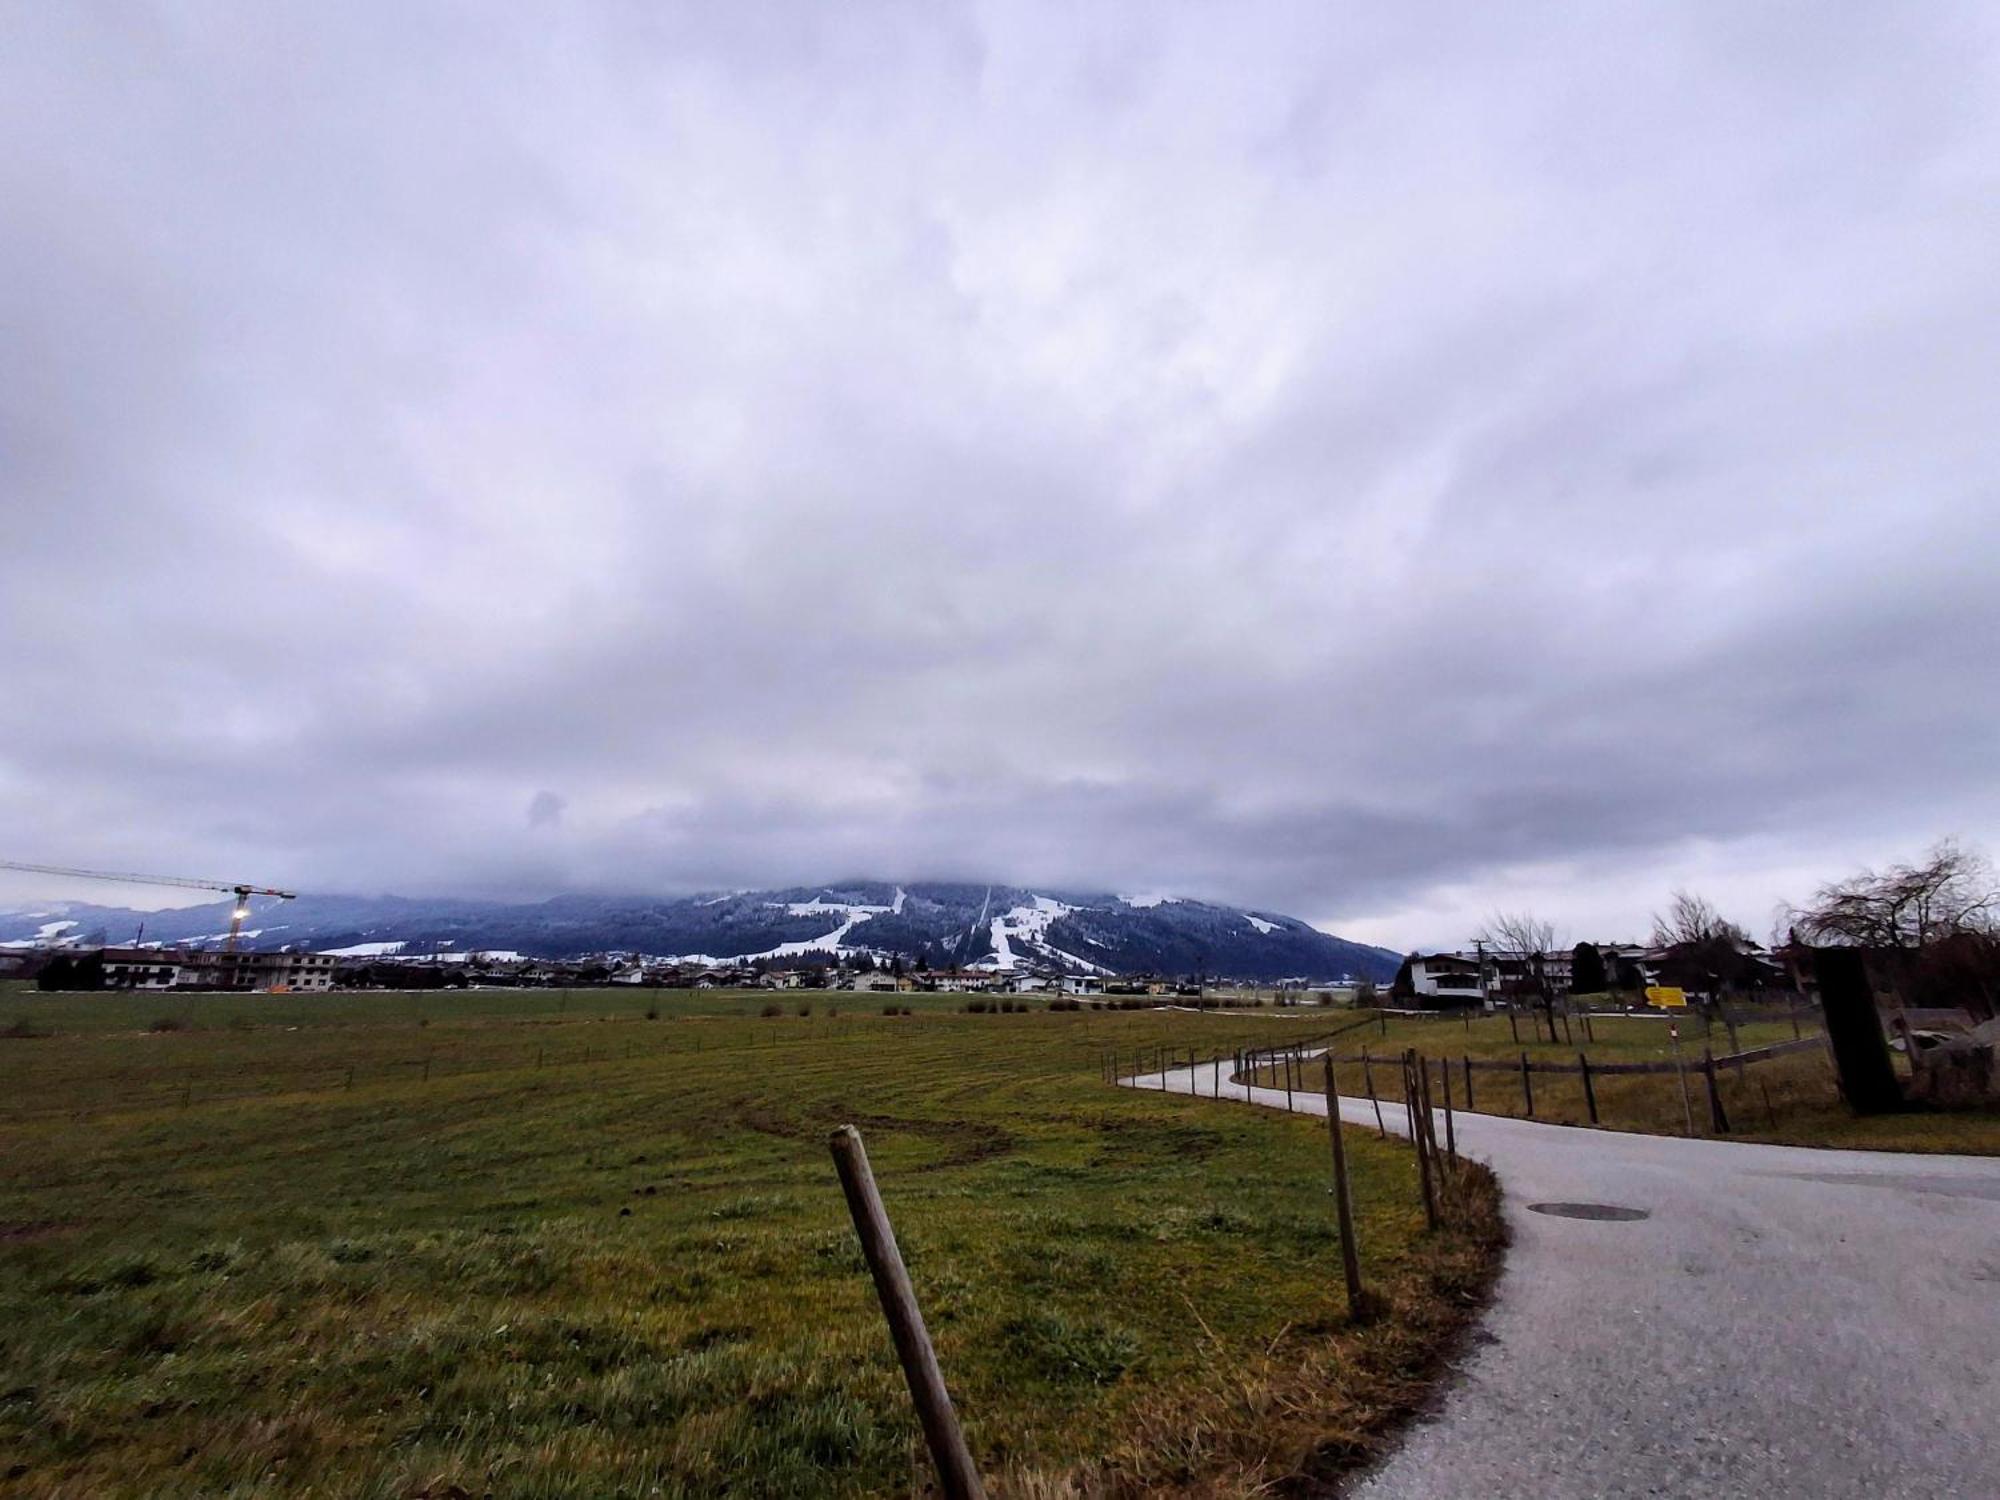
<box><xmin>1527</xmin><ymin>1202</ymin><xmax>1650</xmax><ymax>1222</ymax></box>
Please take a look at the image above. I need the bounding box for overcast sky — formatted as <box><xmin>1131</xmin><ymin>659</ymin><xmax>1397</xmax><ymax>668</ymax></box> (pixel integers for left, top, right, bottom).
<box><xmin>3</xmin><ymin>3</ymin><xmax>1997</xmax><ymax>948</ymax></box>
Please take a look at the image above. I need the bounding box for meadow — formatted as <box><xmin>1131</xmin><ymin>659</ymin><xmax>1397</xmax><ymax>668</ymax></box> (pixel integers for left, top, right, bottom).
<box><xmin>1236</xmin><ymin>1005</ymin><xmax>2000</xmax><ymax>1155</ymax></box>
<box><xmin>0</xmin><ymin>985</ymin><xmax>1499</xmax><ymax>1498</ymax></box>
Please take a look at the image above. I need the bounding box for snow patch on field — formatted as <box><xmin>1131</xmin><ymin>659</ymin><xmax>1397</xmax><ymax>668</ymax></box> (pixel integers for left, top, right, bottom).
<box><xmin>1</xmin><ymin>919</ymin><xmax>81</xmax><ymax>949</ymax></box>
<box><xmin>975</xmin><ymin>896</ymin><xmax>1081</xmax><ymax>971</ymax></box>
<box><xmin>763</xmin><ymin>921</ymin><xmax>864</xmax><ymax>958</ymax></box>
<box><xmin>780</xmin><ymin>889</ymin><xmax>904</xmax><ymax>920</ymax></box>
<box><xmin>1246</xmin><ymin>916</ymin><xmax>1279</xmax><ymax>935</ymax></box>
<box><xmin>323</xmin><ymin>940</ymin><xmax>408</xmax><ymax>957</ymax></box>
<box><xmin>667</xmin><ymin>889</ymin><xmax>912</xmax><ymax>963</ymax></box>
<box><xmin>1118</xmin><ymin>893</ymin><xmax>1179</xmax><ymax>909</ymax></box>
<box><xmin>711</xmin><ymin>889</ymin><xmax>911</xmax><ymax>960</ymax></box>
<box><xmin>1042</xmin><ymin>943</ymin><xmax>1113</xmax><ymax>976</ymax></box>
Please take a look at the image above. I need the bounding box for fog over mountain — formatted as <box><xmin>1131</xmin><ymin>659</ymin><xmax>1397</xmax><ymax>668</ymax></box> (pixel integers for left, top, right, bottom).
<box><xmin>2</xmin><ymin>7</ymin><xmax>1997</xmax><ymax>947</ymax></box>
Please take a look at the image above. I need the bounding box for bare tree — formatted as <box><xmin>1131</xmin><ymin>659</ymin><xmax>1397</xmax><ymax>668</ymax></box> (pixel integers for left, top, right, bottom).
<box><xmin>1651</xmin><ymin>890</ymin><xmax>1755</xmax><ymax>1039</ymax></box>
<box><xmin>1476</xmin><ymin>911</ymin><xmax>1562</xmax><ymax>1040</ymax></box>
<box><xmin>1782</xmin><ymin>839</ymin><xmax>1998</xmax><ymax>951</ymax></box>
<box><xmin>1480</xmin><ymin>910</ymin><xmax>1557</xmax><ymax>962</ymax></box>
<box><xmin>1651</xmin><ymin>890</ymin><xmax>1748</xmax><ymax>950</ymax></box>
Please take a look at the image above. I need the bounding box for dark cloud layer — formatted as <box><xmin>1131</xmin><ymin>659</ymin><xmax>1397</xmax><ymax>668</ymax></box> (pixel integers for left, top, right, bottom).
<box><xmin>3</xmin><ymin>4</ymin><xmax>1997</xmax><ymax>945</ymax></box>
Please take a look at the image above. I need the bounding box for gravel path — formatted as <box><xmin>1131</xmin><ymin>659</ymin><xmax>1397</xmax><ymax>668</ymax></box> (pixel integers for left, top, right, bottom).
<box><xmin>1127</xmin><ymin>1058</ymin><xmax>2000</xmax><ymax>1499</ymax></box>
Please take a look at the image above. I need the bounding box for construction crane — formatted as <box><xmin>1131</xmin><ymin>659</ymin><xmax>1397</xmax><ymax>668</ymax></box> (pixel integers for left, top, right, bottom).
<box><xmin>0</xmin><ymin>860</ymin><xmax>297</xmax><ymax>954</ymax></box>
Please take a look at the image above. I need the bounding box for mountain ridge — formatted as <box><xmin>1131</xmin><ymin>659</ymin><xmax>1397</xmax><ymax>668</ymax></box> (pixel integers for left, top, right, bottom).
<box><xmin>0</xmin><ymin>882</ymin><xmax>1399</xmax><ymax>982</ymax></box>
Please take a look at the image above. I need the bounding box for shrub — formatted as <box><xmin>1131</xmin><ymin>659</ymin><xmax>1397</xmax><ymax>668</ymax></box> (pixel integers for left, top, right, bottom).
<box><xmin>2</xmin><ymin>1017</ymin><xmax>48</xmax><ymax>1040</ymax></box>
<box><xmin>644</xmin><ymin>1004</ymin><xmax>660</xmax><ymax>1021</ymax></box>
<box><xmin>883</xmin><ymin>1003</ymin><xmax>901</xmax><ymax>1016</ymax></box>
<box><xmin>149</xmin><ymin>1016</ymin><xmax>187</xmax><ymax>1033</ymax></box>
<box><xmin>760</xmin><ymin>1003</ymin><xmax>783</xmax><ymax>1018</ymax></box>
<box><xmin>795</xmin><ymin>1002</ymin><xmax>813</xmax><ymax>1018</ymax></box>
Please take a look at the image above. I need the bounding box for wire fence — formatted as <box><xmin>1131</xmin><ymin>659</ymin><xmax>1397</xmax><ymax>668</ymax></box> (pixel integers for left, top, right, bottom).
<box><xmin>1104</xmin><ymin>1017</ymin><xmax>1835</xmax><ymax>1137</ymax></box>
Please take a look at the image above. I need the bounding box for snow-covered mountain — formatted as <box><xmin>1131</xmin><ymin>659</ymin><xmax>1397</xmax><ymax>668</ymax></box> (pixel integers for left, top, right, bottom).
<box><xmin>0</xmin><ymin>882</ymin><xmax>1398</xmax><ymax>982</ymax></box>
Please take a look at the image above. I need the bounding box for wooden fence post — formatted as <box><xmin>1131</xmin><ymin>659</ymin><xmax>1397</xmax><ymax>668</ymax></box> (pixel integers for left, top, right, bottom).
<box><xmin>1421</xmin><ymin>1060</ymin><xmax>1449</xmax><ymax>1209</ymax></box>
<box><xmin>1284</xmin><ymin>1053</ymin><xmax>1294</xmax><ymax>1112</ymax></box>
<box><xmin>1322</xmin><ymin>1057</ymin><xmax>1364</xmax><ymax>1316</ymax></box>
<box><xmin>1508</xmin><ymin>1010</ymin><xmax>1520</xmax><ymax>1044</ymax></box>
<box><xmin>1438</xmin><ymin>1057</ymin><xmax>1456</xmax><ymax>1160</ymax></box>
<box><xmin>1408</xmin><ymin>1052</ymin><xmax>1439</xmax><ymax>1230</ymax></box>
<box><xmin>829</xmin><ymin>1126</ymin><xmax>986</xmax><ymax>1500</ymax></box>
<box><xmin>1462</xmin><ymin>1054</ymin><xmax>1474</xmax><ymax>1112</ymax></box>
<box><xmin>423</xmin><ymin>1053</ymin><xmax>432</xmax><ymax>1084</ymax></box>
<box><xmin>1703</xmin><ymin>1049</ymin><xmax>1730</xmax><ymax>1134</ymax></box>
<box><xmin>1361</xmin><ymin>1047</ymin><xmax>1386</xmax><ymax>1137</ymax></box>
<box><xmin>345</xmin><ymin>1065</ymin><xmax>354</xmax><ymax>1092</ymax></box>
<box><xmin>1579</xmin><ymin>1052</ymin><xmax>1598</xmax><ymax>1124</ymax></box>
<box><xmin>1519</xmin><ymin>1052</ymin><xmax>1534</xmax><ymax>1117</ymax></box>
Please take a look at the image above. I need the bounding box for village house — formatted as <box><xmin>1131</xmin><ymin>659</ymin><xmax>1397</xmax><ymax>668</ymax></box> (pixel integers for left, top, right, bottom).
<box><xmin>94</xmin><ymin>947</ymin><xmax>337</xmax><ymax>992</ymax></box>
<box><xmin>917</xmin><ymin>968</ymin><xmax>997</xmax><ymax>993</ymax></box>
<box><xmin>843</xmin><ymin>970</ymin><xmax>912</xmax><ymax>993</ymax></box>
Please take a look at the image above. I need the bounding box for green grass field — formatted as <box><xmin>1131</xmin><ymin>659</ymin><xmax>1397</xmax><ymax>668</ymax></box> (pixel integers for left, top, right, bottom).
<box><xmin>0</xmin><ymin>988</ymin><xmax>1499</xmax><ymax>1498</ymax></box>
<box><xmin>1239</xmin><ymin>1007</ymin><xmax>2000</xmax><ymax>1155</ymax></box>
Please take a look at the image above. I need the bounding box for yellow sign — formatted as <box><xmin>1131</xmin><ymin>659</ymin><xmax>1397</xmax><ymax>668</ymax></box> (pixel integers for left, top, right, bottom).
<box><xmin>1645</xmin><ymin>985</ymin><xmax>1687</xmax><ymax>1009</ymax></box>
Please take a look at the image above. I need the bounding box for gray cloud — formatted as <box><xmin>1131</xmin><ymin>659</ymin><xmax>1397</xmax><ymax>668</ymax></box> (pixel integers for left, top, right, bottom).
<box><xmin>3</xmin><ymin>3</ymin><xmax>1997</xmax><ymax>946</ymax></box>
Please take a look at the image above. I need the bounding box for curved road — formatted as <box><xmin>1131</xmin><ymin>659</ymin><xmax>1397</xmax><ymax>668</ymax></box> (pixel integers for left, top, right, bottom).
<box><xmin>1127</xmin><ymin>1059</ymin><xmax>2000</xmax><ymax>1499</ymax></box>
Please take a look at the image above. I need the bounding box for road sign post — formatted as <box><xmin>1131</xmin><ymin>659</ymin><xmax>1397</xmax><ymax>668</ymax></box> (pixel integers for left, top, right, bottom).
<box><xmin>1670</xmin><ymin>1022</ymin><xmax>1694</xmax><ymax>1136</ymax></box>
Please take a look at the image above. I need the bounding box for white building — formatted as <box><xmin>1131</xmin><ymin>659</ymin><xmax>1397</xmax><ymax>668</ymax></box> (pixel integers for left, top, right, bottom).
<box><xmin>1407</xmin><ymin>954</ymin><xmax>1484</xmax><ymax>1003</ymax></box>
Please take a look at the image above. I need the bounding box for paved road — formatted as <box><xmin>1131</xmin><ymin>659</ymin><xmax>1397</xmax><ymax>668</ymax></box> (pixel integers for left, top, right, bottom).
<box><xmin>1127</xmin><ymin>1059</ymin><xmax>2000</xmax><ymax>1498</ymax></box>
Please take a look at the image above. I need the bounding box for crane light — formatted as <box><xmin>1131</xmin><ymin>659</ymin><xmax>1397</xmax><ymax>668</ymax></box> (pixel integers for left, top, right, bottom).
<box><xmin>233</xmin><ymin>906</ymin><xmax>250</xmax><ymax>921</ymax></box>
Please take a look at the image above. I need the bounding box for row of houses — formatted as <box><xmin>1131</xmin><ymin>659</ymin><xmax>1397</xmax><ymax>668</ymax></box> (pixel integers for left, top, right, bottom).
<box><xmin>14</xmin><ymin>941</ymin><xmax>1310</xmax><ymax>998</ymax></box>
<box><xmin>1398</xmin><ymin>939</ymin><xmax>1796</xmax><ymax>1006</ymax></box>
<box><xmin>610</xmin><ymin>964</ymin><xmax>1195</xmax><ymax>996</ymax></box>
